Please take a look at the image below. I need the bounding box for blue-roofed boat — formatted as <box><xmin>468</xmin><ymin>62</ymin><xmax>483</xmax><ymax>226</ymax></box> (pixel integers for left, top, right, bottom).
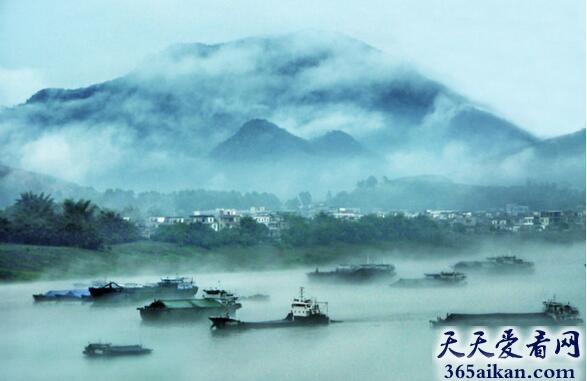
<box><xmin>33</xmin><ymin>289</ymin><xmax>92</xmax><ymax>302</ymax></box>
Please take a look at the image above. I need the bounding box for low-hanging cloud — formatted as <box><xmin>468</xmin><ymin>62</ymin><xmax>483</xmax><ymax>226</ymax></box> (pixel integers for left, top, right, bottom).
<box><xmin>0</xmin><ymin>32</ymin><xmax>583</xmax><ymax>197</ymax></box>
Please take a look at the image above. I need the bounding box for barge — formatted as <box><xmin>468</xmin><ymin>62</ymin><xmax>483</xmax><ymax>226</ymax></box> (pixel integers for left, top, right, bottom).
<box><xmin>138</xmin><ymin>288</ymin><xmax>241</xmax><ymax>322</ymax></box>
<box><xmin>89</xmin><ymin>276</ymin><xmax>197</xmax><ymax>302</ymax></box>
<box><xmin>83</xmin><ymin>343</ymin><xmax>152</xmax><ymax>357</ymax></box>
<box><xmin>453</xmin><ymin>256</ymin><xmax>534</xmax><ymax>274</ymax></box>
<box><xmin>307</xmin><ymin>263</ymin><xmax>396</xmax><ymax>283</ymax></box>
<box><xmin>431</xmin><ymin>300</ymin><xmax>583</xmax><ymax>327</ymax></box>
<box><xmin>391</xmin><ymin>271</ymin><xmax>466</xmax><ymax>287</ymax></box>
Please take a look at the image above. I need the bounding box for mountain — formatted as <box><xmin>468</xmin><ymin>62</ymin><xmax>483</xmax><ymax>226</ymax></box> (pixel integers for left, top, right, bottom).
<box><xmin>210</xmin><ymin>119</ymin><xmax>369</xmax><ymax>161</ymax></box>
<box><xmin>499</xmin><ymin>128</ymin><xmax>586</xmax><ymax>188</ymax></box>
<box><xmin>0</xmin><ymin>164</ymin><xmax>99</xmax><ymax>208</ymax></box>
<box><xmin>0</xmin><ymin>31</ymin><xmax>582</xmax><ymax>194</ymax></box>
<box><xmin>531</xmin><ymin>129</ymin><xmax>585</xmax><ymax>158</ymax></box>
<box><xmin>310</xmin><ymin>130</ymin><xmax>369</xmax><ymax>157</ymax></box>
<box><xmin>210</xmin><ymin>119</ymin><xmax>313</xmax><ymax>161</ymax></box>
<box><xmin>331</xmin><ymin>175</ymin><xmax>585</xmax><ymax>211</ymax></box>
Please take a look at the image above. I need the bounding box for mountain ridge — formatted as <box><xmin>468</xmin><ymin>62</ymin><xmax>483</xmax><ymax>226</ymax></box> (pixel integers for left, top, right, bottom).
<box><xmin>210</xmin><ymin>119</ymin><xmax>370</xmax><ymax>161</ymax></box>
<box><xmin>0</xmin><ymin>32</ymin><xmax>583</xmax><ymax>192</ymax></box>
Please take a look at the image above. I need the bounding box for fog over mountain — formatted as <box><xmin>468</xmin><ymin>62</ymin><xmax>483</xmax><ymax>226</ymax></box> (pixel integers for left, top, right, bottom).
<box><xmin>210</xmin><ymin>119</ymin><xmax>370</xmax><ymax>161</ymax></box>
<box><xmin>0</xmin><ymin>31</ymin><xmax>583</xmax><ymax>196</ymax></box>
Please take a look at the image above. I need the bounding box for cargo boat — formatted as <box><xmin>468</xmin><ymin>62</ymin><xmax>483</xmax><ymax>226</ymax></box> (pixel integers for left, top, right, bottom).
<box><xmin>391</xmin><ymin>271</ymin><xmax>466</xmax><ymax>287</ymax></box>
<box><xmin>430</xmin><ymin>300</ymin><xmax>583</xmax><ymax>327</ymax></box>
<box><xmin>453</xmin><ymin>256</ymin><xmax>534</xmax><ymax>273</ymax></box>
<box><xmin>307</xmin><ymin>264</ymin><xmax>396</xmax><ymax>283</ymax></box>
<box><xmin>89</xmin><ymin>276</ymin><xmax>197</xmax><ymax>302</ymax></box>
<box><xmin>138</xmin><ymin>289</ymin><xmax>241</xmax><ymax>322</ymax></box>
<box><xmin>83</xmin><ymin>343</ymin><xmax>152</xmax><ymax>357</ymax></box>
<box><xmin>210</xmin><ymin>287</ymin><xmax>330</xmax><ymax>330</ymax></box>
<box><xmin>33</xmin><ymin>289</ymin><xmax>92</xmax><ymax>302</ymax></box>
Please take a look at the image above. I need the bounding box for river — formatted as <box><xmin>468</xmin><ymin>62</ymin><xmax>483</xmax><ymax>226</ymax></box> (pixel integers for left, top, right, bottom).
<box><xmin>1</xmin><ymin>243</ymin><xmax>584</xmax><ymax>380</ymax></box>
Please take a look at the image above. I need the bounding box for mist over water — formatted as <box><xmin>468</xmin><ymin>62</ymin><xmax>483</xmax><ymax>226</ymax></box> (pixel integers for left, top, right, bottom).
<box><xmin>1</xmin><ymin>242</ymin><xmax>584</xmax><ymax>381</ymax></box>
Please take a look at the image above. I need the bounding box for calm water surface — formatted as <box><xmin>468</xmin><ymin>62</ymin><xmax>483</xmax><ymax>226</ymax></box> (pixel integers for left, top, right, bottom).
<box><xmin>1</xmin><ymin>245</ymin><xmax>584</xmax><ymax>380</ymax></box>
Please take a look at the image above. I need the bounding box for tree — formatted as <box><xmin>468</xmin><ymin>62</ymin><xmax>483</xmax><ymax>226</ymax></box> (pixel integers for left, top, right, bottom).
<box><xmin>9</xmin><ymin>192</ymin><xmax>58</xmax><ymax>245</ymax></box>
<box><xmin>0</xmin><ymin>216</ymin><xmax>11</xmax><ymax>242</ymax></box>
<box><xmin>298</xmin><ymin>191</ymin><xmax>312</xmax><ymax>208</ymax></box>
<box><xmin>285</xmin><ymin>198</ymin><xmax>300</xmax><ymax>210</ymax></box>
<box><xmin>59</xmin><ymin>199</ymin><xmax>102</xmax><ymax>249</ymax></box>
<box><xmin>237</xmin><ymin>216</ymin><xmax>269</xmax><ymax>244</ymax></box>
<box><xmin>357</xmin><ymin>176</ymin><xmax>378</xmax><ymax>189</ymax></box>
<box><xmin>96</xmin><ymin>210</ymin><xmax>140</xmax><ymax>244</ymax></box>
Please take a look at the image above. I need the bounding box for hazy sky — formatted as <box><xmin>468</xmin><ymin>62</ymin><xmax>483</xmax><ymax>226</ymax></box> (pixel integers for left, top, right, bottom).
<box><xmin>0</xmin><ymin>0</ymin><xmax>584</xmax><ymax>137</ymax></box>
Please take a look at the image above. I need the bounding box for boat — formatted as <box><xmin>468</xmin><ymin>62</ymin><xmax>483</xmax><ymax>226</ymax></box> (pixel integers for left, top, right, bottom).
<box><xmin>391</xmin><ymin>271</ymin><xmax>466</xmax><ymax>287</ymax></box>
<box><xmin>138</xmin><ymin>288</ymin><xmax>241</xmax><ymax>322</ymax></box>
<box><xmin>307</xmin><ymin>263</ymin><xmax>396</xmax><ymax>283</ymax></box>
<box><xmin>209</xmin><ymin>287</ymin><xmax>330</xmax><ymax>330</ymax></box>
<box><xmin>89</xmin><ymin>276</ymin><xmax>197</xmax><ymax>302</ymax></box>
<box><xmin>453</xmin><ymin>255</ymin><xmax>534</xmax><ymax>273</ymax></box>
<box><xmin>83</xmin><ymin>343</ymin><xmax>152</xmax><ymax>357</ymax></box>
<box><xmin>430</xmin><ymin>300</ymin><xmax>583</xmax><ymax>327</ymax></box>
<box><xmin>201</xmin><ymin>288</ymin><xmax>239</xmax><ymax>303</ymax></box>
<box><xmin>33</xmin><ymin>289</ymin><xmax>92</xmax><ymax>302</ymax></box>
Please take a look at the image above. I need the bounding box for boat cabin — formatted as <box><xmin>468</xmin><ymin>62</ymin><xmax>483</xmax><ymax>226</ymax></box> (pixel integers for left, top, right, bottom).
<box><xmin>202</xmin><ymin>288</ymin><xmax>238</xmax><ymax>303</ymax></box>
<box><xmin>543</xmin><ymin>300</ymin><xmax>580</xmax><ymax>318</ymax></box>
<box><xmin>157</xmin><ymin>276</ymin><xmax>196</xmax><ymax>290</ymax></box>
<box><xmin>290</xmin><ymin>287</ymin><xmax>326</xmax><ymax>318</ymax></box>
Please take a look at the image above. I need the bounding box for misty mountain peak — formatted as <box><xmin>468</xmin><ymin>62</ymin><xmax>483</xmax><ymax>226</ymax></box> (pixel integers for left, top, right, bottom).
<box><xmin>238</xmin><ymin>118</ymin><xmax>284</xmax><ymax>136</ymax></box>
<box><xmin>210</xmin><ymin>119</ymin><xmax>313</xmax><ymax>161</ymax></box>
<box><xmin>1</xmin><ymin>32</ymin><xmax>584</xmax><ymax>191</ymax></box>
<box><xmin>311</xmin><ymin>130</ymin><xmax>368</xmax><ymax>156</ymax></box>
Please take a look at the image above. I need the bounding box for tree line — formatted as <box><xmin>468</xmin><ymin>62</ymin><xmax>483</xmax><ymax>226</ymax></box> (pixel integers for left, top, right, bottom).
<box><xmin>279</xmin><ymin>212</ymin><xmax>461</xmax><ymax>248</ymax></box>
<box><xmin>0</xmin><ymin>192</ymin><xmax>464</xmax><ymax>251</ymax></box>
<box><xmin>0</xmin><ymin>192</ymin><xmax>140</xmax><ymax>249</ymax></box>
<box><xmin>151</xmin><ymin>216</ymin><xmax>270</xmax><ymax>248</ymax></box>
<box><xmin>150</xmin><ymin>212</ymin><xmax>461</xmax><ymax>249</ymax></box>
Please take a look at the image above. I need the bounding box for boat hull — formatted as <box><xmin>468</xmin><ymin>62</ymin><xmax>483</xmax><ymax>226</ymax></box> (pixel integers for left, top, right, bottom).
<box><xmin>307</xmin><ymin>271</ymin><xmax>395</xmax><ymax>283</ymax></box>
<box><xmin>431</xmin><ymin>312</ymin><xmax>583</xmax><ymax>327</ymax></box>
<box><xmin>90</xmin><ymin>285</ymin><xmax>198</xmax><ymax>302</ymax></box>
<box><xmin>139</xmin><ymin>303</ymin><xmax>241</xmax><ymax>322</ymax></box>
<box><xmin>210</xmin><ymin>313</ymin><xmax>330</xmax><ymax>330</ymax></box>
<box><xmin>33</xmin><ymin>289</ymin><xmax>92</xmax><ymax>302</ymax></box>
<box><xmin>83</xmin><ymin>344</ymin><xmax>152</xmax><ymax>357</ymax></box>
<box><xmin>453</xmin><ymin>263</ymin><xmax>534</xmax><ymax>274</ymax></box>
<box><xmin>391</xmin><ymin>279</ymin><xmax>466</xmax><ymax>288</ymax></box>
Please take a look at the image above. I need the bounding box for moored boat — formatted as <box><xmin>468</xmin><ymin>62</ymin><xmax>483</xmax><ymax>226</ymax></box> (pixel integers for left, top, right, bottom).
<box><xmin>83</xmin><ymin>343</ymin><xmax>152</xmax><ymax>356</ymax></box>
<box><xmin>430</xmin><ymin>300</ymin><xmax>583</xmax><ymax>327</ymax></box>
<box><xmin>33</xmin><ymin>289</ymin><xmax>92</xmax><ymax>302</ymax></box>
<box><xmin>453</xmin><ymin>255</ymin><xmax>534</xmax><ymax>273</ymax></box>
<box><xmin>138</xmin><ymin>288</ymin><xmax>242</xmax><ymax>322</ymax></box>
<box><xmin>89</xmin><ymin>276</ymin><xmax>197</xmax><ymax>302</ymax></box>
<box><xmin>307</xmin><ymin>263</ymin><xmax>396</xmax><ymax>283</ymax></box>
<box><xmin>391</xmin><ymin>271</ymin><xmax>466</xmax><ymax>287</ymax></box>
<box><xmin>210</xmin><ymin>287</ymin><xmax>330</xmax><ymax>330</ymax></box>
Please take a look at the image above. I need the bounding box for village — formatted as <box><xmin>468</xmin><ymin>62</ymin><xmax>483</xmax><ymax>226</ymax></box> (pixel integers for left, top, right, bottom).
<box><xmin>143</xmin><ymin>203</ymin><xmax>586</xmax><ymax>238</ymax></box>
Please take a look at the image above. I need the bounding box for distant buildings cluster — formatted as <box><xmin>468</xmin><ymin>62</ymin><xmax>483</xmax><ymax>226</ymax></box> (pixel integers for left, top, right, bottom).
<box><xmin>140</xmin><ymin>203</ymin><xmax>585</xmax><ymax>238</ymax></box>
<box><xmin>423</xmin><ymin>204</ymin><xmax>585</xmax><ymax>233</ymax></box>
<box><xmin>145</xmin><ymin>207</ymin><xmax>286</xmax><ymax>238</ymax></box>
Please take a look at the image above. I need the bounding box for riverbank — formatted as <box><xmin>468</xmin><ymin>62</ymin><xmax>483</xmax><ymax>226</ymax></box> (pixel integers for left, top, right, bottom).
<box><xmin>0</xmin><ymin>241</ymin><xmax>409</xmax><ymax>281</ymax></box>
<box><xmin>0</xmin><ymin>236</ymin><xmax>583</xmax><ymax>282</ymax></box>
